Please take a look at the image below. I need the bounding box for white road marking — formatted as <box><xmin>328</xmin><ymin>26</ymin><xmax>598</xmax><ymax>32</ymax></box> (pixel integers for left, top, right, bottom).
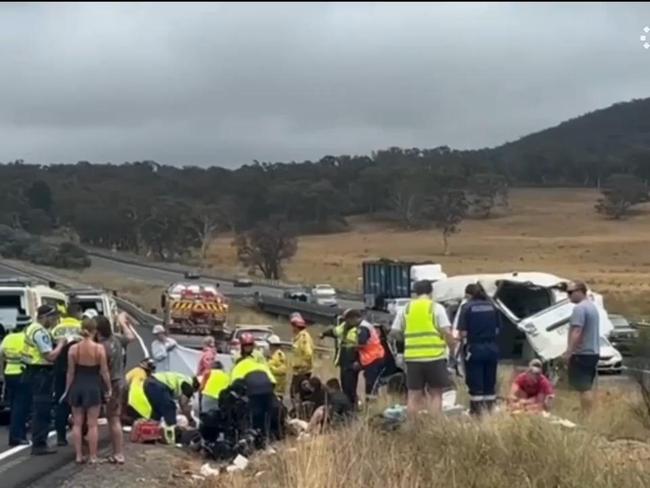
<box><xmin>0</xmin><ymin>431</ymin><xmax>57</xmax><ymax>461</ymax></box>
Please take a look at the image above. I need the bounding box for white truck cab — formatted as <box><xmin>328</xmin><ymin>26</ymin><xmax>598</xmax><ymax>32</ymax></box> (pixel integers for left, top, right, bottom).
<box><xmin>0</xmin><ymin>277</ymin><xmax>68</xmax><ymax>335</ymax></box>
<box><xmin>67</xmin><ymin>288</ymin><xmax>119</xmax><ymax>331</ymax></box>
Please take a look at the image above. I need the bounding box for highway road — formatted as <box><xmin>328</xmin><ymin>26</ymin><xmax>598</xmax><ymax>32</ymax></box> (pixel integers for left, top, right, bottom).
<box><xmin>0</xmin><ymin>262</ymin><xmax>153</xmax><ymax>488</ymax></box>
<box><xmin>89</xmin><ymin>254</ymin><xmax>363</xmax><ymax>311</ymax></box>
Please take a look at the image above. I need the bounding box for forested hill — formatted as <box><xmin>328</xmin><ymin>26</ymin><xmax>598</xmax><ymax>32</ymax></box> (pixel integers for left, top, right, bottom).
<box><xmin>492</xmin><ymin>98</ymin><xmax>650</xmax><ymax>184</ymax></box>
<box><xmin>1</xmin><ymin>97</ymin><xmax>650</xmax><ymax>255</ymax></box>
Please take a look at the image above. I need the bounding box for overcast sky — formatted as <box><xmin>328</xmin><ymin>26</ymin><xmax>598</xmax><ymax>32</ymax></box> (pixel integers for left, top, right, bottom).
<box><xmin>1</xmin><ymin>2</ymin><xmax>649</xmax><ymax>167</ymax></box>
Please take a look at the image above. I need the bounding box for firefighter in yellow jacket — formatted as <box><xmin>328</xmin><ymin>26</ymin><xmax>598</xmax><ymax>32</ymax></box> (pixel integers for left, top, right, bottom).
<box><xmin>289</xmin><ymin>313</ymin><xmax>314</xmax><ymax>400</ymax></box>
<box><xmin>266</xmin><ymin>334</ymin><xmax>287</xmax><ymax>399</ymax></box>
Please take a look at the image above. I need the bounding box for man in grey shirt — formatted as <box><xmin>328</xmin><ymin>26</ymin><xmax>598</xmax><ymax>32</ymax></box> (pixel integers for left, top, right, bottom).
<box><xmin>96</xmin><ymin>314</ymin><xmax>135</xmax><ymax>464</ymax></box>
<box><xmin>564</xmin><ymin>281</ymin><xmax>600</xmax><ymax>414</ymax></box>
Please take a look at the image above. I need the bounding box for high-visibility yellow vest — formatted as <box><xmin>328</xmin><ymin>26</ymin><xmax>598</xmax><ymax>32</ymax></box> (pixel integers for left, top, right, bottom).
<box><xmin>268</xmin><ymin>349</ymin><xmax>287</xmax><ymax>395</ymax></box>
<box><xmin>404</xmin><ymin>298</ymin><xmax>447</xmax><ymax>361</ymax></box>
<box><xmin>126</xmin><ymin>366</ymin><xmax>148</xmax><ymax>387</ymax></box>
<box><xmin>128</xmin><ymin>379</ymin><xmax>153</xmax><ymax>419</ymax></box>
<box><xmin>22</xmin><ymin>322</ymin><xmax>52</xmax><ymax>366</ymax></box>
<box><xmin>51</xmin><ymin>317</ymin><xmax>82</xmax><ymax>341</ymax></box>
<box><xmin>230</xmin><ymin>356</ymin><xmax>276</xmax><ymax>385</ymax></box>
<box><xmin>1</xmin><ymin>331</ymin><xmax>26</xmax><ymax>376</ymax></box>
<box><xmin>333</xmin><ymin>323</ymin><xmax>358</xmax><ymax>366</ymax></box>
<box><xmin>202</xmin><ymin>369</ymin><xmax>230</xmax><ymax>400</ymax></box>
<box><xmin>153</xmin><ymin>372</ymin><xmax>192</xmax><ymax>398</ymax></box>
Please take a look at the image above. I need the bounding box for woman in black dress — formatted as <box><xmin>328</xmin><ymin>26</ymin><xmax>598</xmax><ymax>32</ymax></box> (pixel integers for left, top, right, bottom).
<box><xmin>66</xmin><ymin>318</ymin><xmax>111</xmax><ymax>464</ymax></box>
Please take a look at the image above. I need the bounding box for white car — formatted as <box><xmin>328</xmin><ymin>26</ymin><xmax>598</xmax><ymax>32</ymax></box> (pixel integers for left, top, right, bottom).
<box><xmin>229</xmin><ymin>325</ymin><xmax>274</xmax><ymax>356</ymax></box>
<box><xmin>387</xmin><ymin>298</ymin><xmax>411</xmax><ymax>316</ymax></box>
<box><xmin>311</xmin><ymin>284</ymin><xmax>338</xmax><ymax>307</ymax></box>
<box><xmin>598</xmin><ymin>336</ymin><xmax>623</xmax><ymax>374</ymax></box>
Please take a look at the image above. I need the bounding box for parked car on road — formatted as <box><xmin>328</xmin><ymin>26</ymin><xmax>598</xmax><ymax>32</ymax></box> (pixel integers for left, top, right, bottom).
<box><xmin>598</xmin><ymin>336</ymin><xmax>623</xmax><ymax>374</ymax></box>
<box><xmin>229</xmin><ymin>325</ymin><xmax>275</xmax><ymax>356</ymax></box>
<box><xmin>310</xmin><ymin>284</ymin><xmax>338</xmax><ymax>307</ymax></box>
<box><xmin>607</xmin><ymin>313</ymin><xmax>639</xmax><ymax>356</ymax></box>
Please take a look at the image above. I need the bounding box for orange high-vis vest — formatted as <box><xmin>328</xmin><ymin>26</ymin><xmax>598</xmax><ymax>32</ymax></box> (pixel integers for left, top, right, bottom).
<box><xmin>358</xmin><ymin>323</ymin><xmax>385</xmax><ymax>367</ymax></box>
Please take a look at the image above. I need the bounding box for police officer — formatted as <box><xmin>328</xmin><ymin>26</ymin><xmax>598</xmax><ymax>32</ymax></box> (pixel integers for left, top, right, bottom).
<box><xmin>51</xmin><ymin>302</ymin><xmax>83</xmax><ymax>446</ymax></box>
<box><xmin>0</xmin><ymin>312</ymin><xmax>31</xmax><ymax>446</ymax></box>
<box><xmin>22</xmin><ymin>305</ymin><xmax>67</xmax><ymax>455</ymax></box>
<box><xmin>457</xmin><ymin>284</ymin><xmax>501</xmax><ymax>416</ymax></box>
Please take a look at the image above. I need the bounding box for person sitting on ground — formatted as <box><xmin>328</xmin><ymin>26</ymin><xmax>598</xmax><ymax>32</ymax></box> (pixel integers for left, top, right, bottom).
<box><xmin>150</xmin><ymin>325</ymin><xmax>178</xmax><ymax>373</ymax></box>
<box><xmin>508</xmin><ymin>359</ymin><xmax>555</xmax><ymax>412</ymax></box>
<box><xmin>294</xmin><ymin>376</ymin><xmax>325</xmax><ymax>420</ymax></box>
<box><xmin>308</xmin><ymin>378</ymin><xmax>354</xmax><ymax>434</ymax></box>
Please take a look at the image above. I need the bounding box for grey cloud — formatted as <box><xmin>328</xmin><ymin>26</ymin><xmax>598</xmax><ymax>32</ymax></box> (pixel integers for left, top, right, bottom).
<box><xmin>1</xmin><ymin>2</ymin><xmax>650</xmax><ymax>166</ymax></box>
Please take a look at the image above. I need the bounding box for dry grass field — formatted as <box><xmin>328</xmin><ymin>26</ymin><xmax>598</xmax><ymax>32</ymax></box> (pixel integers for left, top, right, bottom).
<box><xmin>208</xmin><ymin>188</ymin><xmax>650</xmax><ymax>317</ymax></box>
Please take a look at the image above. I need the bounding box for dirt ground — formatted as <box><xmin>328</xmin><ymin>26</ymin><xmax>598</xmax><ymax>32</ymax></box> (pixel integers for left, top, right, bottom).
<box><xmin>28</xmin><ymin>443</ymin><xmax>205</xmax><ymax>488</ymax></box>
<box><xmin>207</xmin><ymin>188</ymin><xmax>650</xmax><ymax>317</ymax></box>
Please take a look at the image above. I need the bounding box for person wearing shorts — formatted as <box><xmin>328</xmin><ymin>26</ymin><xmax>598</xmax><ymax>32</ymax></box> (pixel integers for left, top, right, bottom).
<box><xmin>390</xmin><ymin>280</ymin><xmax>456</xmax><ymax>415</ymax></box>
<box><xmin>564</xmin><ymin>281</ymin><xmax>600</xmax><ymax>414</ymax></box>
<box><xmin>96</xmin><ymin>315</ymin><xmax>135</xmax><ymax>464</ymax></box>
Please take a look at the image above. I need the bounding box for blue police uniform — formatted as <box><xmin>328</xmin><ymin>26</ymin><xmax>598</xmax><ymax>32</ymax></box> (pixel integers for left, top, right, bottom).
<box><xmin>457</xmin><ymin>298</ymin><xmax>500</xmax><ymax>415</ymax></box>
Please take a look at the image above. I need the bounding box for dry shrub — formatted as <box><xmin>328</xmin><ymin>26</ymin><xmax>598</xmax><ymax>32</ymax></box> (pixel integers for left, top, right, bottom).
<box><xmin>211</xmin><ymin>415</ymin><xmax>650</xmax><ymax>488</ymax></box>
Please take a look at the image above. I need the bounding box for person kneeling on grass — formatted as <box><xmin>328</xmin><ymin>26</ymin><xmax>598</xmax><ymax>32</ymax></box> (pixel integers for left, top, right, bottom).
<box><xmin>308</xmin><ymin>378</ymin><xmax>355</xmax><ymax>434</ymax></box>
<box><xmin>508</xmin><ymin>359</ymin><xmax>555</xmax><ymax>413</ymax></box>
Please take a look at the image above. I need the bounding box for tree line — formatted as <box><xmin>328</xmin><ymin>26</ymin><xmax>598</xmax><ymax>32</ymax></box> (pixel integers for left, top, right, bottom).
<box><xmin>2</xmin><ymin>98</ymin><xmax>650</xmax><ymax>277</ymax></box>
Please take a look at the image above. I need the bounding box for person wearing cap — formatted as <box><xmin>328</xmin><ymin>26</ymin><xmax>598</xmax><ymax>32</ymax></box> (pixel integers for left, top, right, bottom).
<box><xmin>0</xmin><ymin>312</ymin><xmax>31</xmax><ymax>446</ymax></box>
<box><xmin>123</xmin><ymin>358</ymin><xmax>156</xmax><ymax>423</ymax></box>
<box><xmin>563</xmin><ymin>280</ymin><xmax>600</xmax><ymax>414</ymax></box>
<box><xmin>321</xmin><ymin>311</ymin><xmax>359</xmax><ymax>406</ymax></box>
<box><xmin>508</xmin><ymin>359</ymin><xmax>555</xmax><ymax>412</ymax></box>
<box><xmin>457</xmin><ymin>283</ymin><xmax>501</xmax><ymax>416</ymax></box>
<box><xmin>151</xmin><ymin>324</ymin><xmax>178</xmax><ymax>373</ymax></box>
<box><xmin>126</xmin><ymin>357</ymin><xmax>156</xmax><ymax>388</ymax></box>
<box><xmin>266</xmin><ymin>334</ymin><xmax>287</xmax><ymax>399</ymax></box>
<box><xmin>230</xmin><ymin>332</ymin><xmax>276</xmax><ymax>441</ymax></box>
<box><xmin>342</xmin><ymin>309</ymin><xmax>385</xmax><ymax>402</ymax></box>
<box><xmin>51</xmin><ymin>302</ymin><xmax>84</xmax><ymax>447</ymax></box>
<box><xmin>200</xmin><ymin>359</ymin><xmax>230</xmax><ymax>412</ymax></box>
<box><xmin>289</xmin><ymin>313</ymin><xmax>314</xmax><ymax>402</ymax></box>
<box><xmin>22</xmin><ymin>304</ymin><xmax>68</xmax><ymax>455</ymax></box>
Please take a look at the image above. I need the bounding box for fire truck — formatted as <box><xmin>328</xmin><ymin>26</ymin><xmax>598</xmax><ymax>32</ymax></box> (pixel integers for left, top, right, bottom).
<box><xmin>161</xmin><ymin>280</ymin><xmax>229</xmax><ymax>335</ymax></box>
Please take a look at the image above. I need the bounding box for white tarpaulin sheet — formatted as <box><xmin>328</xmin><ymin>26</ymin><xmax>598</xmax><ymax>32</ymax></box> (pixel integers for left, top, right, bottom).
<box><xmin>167</xmin><ymin>345</ymin><xmax>235</xmax><ymax>377</ymax></box>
